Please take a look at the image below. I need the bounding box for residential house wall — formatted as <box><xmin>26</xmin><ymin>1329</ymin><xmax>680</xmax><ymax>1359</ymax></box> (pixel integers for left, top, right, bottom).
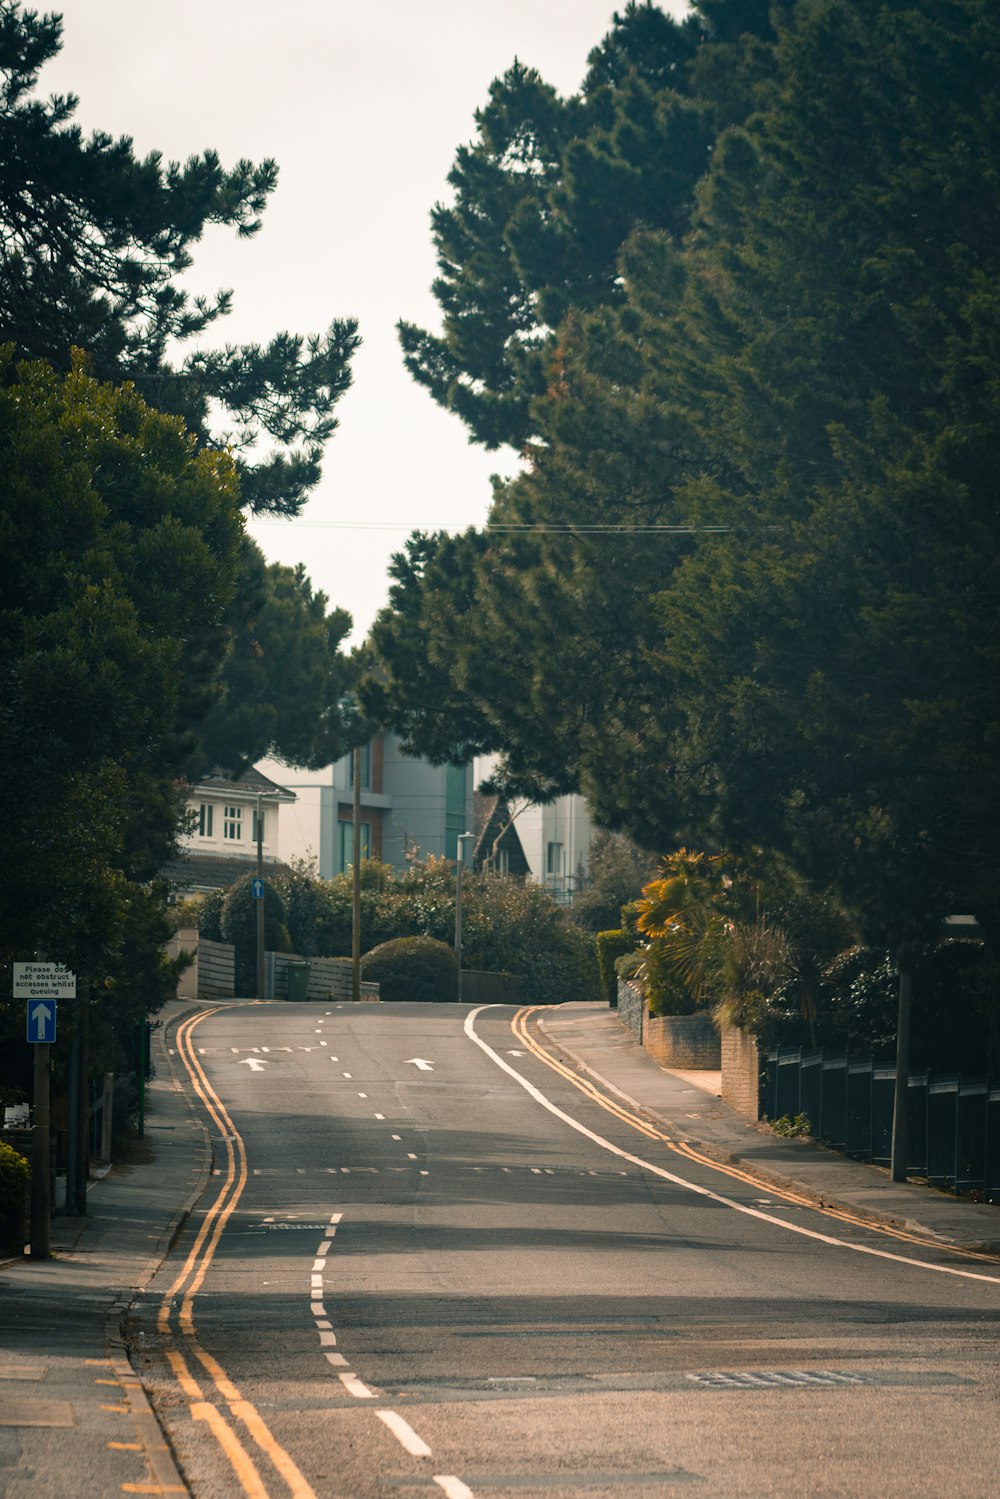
<box><xmin>259</xmin><ymin>733</ymin><xmax>473</xmax><ymax>878</ymax></box>
<box><xmin>486</xmin><ymin>784</ymin><xmax>593</xmax><ymax>903</ymax></box>
<box><xmin>167</xmin><ymin>766</ymin><xmax>295</xmax><ymax>894</ymax></box>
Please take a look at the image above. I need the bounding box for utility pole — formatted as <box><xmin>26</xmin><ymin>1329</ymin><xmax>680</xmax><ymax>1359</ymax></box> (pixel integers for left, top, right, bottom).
<box><xmin>890</xmin><ymin>966</ymin><xmax>912</xmax><ymax>1182</ymax></box>
<box><xmin>256</xmin><ymin>792</ymin><xmax>266</xmax><ymax>1001</ymax></box>
<box><xmin>454</xmin><ymin>832</ymin><xmax>473</xmax><ymax>1004</ymax></box>
<box><xmin>352</xmin><ymin>746</ymin><xmax>362</xmax><ymax>1002</ymax></box>
<box><xmin>66</xmin><ymin>977</ymin><xmax>89</xmax><ymax>1216</ymax></box>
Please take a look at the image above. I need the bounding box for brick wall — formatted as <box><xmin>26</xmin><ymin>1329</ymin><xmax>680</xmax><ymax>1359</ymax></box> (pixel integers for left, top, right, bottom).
<box><xmin>616</xmin><ymin>982</ymin><xmax>721</xmax><ymax>1068</ymax></box>
<box><xmin>644</xmin><ymin>1011</ymin><xmax>721</xmax><ymax>1070</ymax></box>
<box><xmin>721</xmin><ymin>1025</ymin><xmax>761</xmax><ymax>1121</ymax></box>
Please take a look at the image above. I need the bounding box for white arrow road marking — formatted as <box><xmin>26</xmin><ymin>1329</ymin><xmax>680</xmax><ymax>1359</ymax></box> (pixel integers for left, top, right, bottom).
<box><xmin>236</xmin><ymin>1057</ymin><xmax>269</xmax><ymax>1072</ymax></box>
<box><xmin>404</xmin><ymin>1058</ymin><xmax>434</xmax><ymax>1071</ymax></box>
<box><xmin>507</xmin><ymin>1049</ymin><xmax>526</xmax><ymax>1056</ymax></box>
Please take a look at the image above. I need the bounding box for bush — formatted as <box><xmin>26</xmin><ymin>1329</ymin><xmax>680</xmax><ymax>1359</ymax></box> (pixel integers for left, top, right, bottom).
<box><xmin>595</xmin><ymin>928</ymin><xmax>633</xmax><ymax>1005</ymax></box>
<box><xmin>0</xmin><ymin>1141</ymin><xmax>28</xmax><ymax>1256</ymax></box>
<box><xmin>221</xmin><ymin>876</ymin><xmax>292</xmax><ymax>996</ymax></box>
<box><xmin>360</xmin><ymin>936</ymin><xmax>457</xmax><ymax>1003</ymax></box>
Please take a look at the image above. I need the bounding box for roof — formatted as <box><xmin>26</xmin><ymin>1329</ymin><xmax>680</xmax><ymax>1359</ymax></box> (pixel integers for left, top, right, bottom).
<box><xmin>187</xmin><ymin>765</ymin><xmax>296</xmax><ymax>802</ymax></box>
<box><xmin>472</xmin><ymin>791</ymin><xmax>530</xmax><ymax>877</ymax></box>
<box><xmin>161</xmin><ymin>851</ymin><xmax>291</xmax><ymax>894</ymax></box>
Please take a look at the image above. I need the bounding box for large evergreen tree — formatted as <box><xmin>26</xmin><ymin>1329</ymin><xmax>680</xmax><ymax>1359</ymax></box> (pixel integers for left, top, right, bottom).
<box><xmin>0</xmin><ymin>352</ymin><xmax>243</xmax><ymax>971</ymax></box>
<box><xmin>194</xmin><ymin>540</ymin><xmax>362</xmax><ymax>774</ymax></box>
<box><xmin>368</xmin><ymin>0</ymin><xmax>1000</xmax><ymax>956</ymax></box>
<box><xmin>0</xmin><ymin>0</ymin><xmax>359</xmax><ymax>515</ymax></box>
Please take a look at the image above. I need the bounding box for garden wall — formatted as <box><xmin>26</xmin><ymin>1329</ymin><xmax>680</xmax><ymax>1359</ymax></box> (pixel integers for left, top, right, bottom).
<box><xmin>615</xmin><ymin>980</ymin><xmax>721</xmax><ymax>1068</ymax></box>
<box><xmin>721</xmin><ymin>1025</ymin><xmax>761</xmax><ymax>1122</ymax></box>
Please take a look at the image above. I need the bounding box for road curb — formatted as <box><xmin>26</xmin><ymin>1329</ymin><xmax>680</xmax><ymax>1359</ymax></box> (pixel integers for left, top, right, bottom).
<box><xmin>535</xmin><ymin>1018</ymin><xmax>1000</xmax><ymax>1257</ymax></box>
<box><xmin>107</xmin><ymin>1002</ymin><xmax>218</xmax><ymax>1497</ymax></box>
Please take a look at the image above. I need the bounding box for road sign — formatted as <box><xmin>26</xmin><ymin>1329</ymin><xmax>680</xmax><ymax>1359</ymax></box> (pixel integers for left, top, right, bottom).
<box><xmin>13</xmin><ymin>962</ymin><xmax>76</xmax><ymax>999</ymax></box>
<box><xmin>252</xmin><ymin>877</ymin><xmax>264</xmax><ymax>900</ymax></box>
<box><xmin>27</xmin><ymin>1000</ymin><xmax>57</xmax><ymax>1044</ymax></box>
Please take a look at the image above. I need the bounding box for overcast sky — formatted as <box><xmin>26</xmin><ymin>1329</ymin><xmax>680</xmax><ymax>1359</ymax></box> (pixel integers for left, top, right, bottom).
<box><xmin>45</xmin><ymin>1</ymin><xmax>687</xmax><ymax>642</ymax></box>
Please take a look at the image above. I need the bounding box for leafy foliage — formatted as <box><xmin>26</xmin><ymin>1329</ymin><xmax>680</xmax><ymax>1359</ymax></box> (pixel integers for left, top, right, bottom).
<box><xmin>595</xmin><ymin>927</ymin><xmax>635</xmax><ymax>1006</ymax></box>
<box><xmin>360</xmin><ymin>936</ymin><xmax>457</xmax><ymax>1004</ymax></box>
<box><xmin>221</xmin><ymin>875</ymin><xmax>292</xmax><ymax>997</ymax></box>
<box><xmin>0</xmin><ymin>0</ymin><xmax>359</xmax><ymax>515</ymax></box>
<box><xmin>192</xmin><ymin>540</ymin><xmax>362</xmax><ymax>775</ymax></box>
<box><xmin>0</xmin><ymin>353</ymin><xmax>241</xmax><ymax>977</ymax></box>
<box><xmin>368</xmin><ymin>0</ymin><xmax>1000</xmax><ymax>987</ymax></box>
<box><xmin>572</xmin><ymin>830</ymin><xmax>658</xmax><ymax>932</ymax></box>
<box><xmin>0</xmin><ymin>1140</ymin><xmax>28</xmax><ymax>1255</ymax></box>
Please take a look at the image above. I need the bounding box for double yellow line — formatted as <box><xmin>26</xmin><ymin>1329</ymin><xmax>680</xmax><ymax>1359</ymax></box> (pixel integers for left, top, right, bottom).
<box><xmin>512</xmin><ymin>1006</ymin><xmax>1000</xmax><ymax>1266</ymax></box>
<box><xmin>159</xmin><ymin>1008</ymin><xmax>317</xmax><ymax>1499</ymax></box>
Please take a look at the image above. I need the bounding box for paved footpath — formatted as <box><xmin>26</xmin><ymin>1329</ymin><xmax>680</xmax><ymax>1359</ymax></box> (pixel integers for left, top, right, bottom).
<box><xmin>539</xmin><ymin>1002</ymin><xmax>1000</xmax><ymax>1255</ymax></box>
<box><xmin>0</xmin><ymin>1000</ymin><xmax>208</xmax><ymax>1497</ymax></box>
<box><xmin>1</xmin><ymin>998</ymin><xmax>998</xmax><ymax>1496</ymax></box>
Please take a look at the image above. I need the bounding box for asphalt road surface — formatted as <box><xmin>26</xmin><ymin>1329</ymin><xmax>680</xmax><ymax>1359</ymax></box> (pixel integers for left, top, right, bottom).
<box><xmin>130</xmin><ymin>1002</ymin><xmax>1000</xmax><ymax>1498</ymax></box>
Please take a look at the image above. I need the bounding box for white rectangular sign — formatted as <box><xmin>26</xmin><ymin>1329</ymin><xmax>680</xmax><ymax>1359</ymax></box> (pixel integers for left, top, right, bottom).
<box><xmin>13</xmin><ymin>962</ymin><xmax>76</xmax><ymax>999</ymax></box>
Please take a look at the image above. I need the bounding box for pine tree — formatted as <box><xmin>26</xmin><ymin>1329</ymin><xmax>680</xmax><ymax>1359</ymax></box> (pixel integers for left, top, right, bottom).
<box><xmin>0</xmin><ymin>1</ymin><xmax>359</xmax><ymax>515</ymax></box>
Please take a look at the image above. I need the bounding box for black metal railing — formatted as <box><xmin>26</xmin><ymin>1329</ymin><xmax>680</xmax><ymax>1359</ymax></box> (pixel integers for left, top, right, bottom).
<box><xmin>764</xmin><ymin>1047</ymin><xmax>1000</xmax><ymax>1200</ymax></box>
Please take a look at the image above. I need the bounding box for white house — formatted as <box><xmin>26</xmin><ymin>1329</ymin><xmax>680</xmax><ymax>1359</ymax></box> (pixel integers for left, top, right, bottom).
<box><xmin>163</xmin><ymin>766</ymin><xmax>297</xmax><ymax>894</ymax></box>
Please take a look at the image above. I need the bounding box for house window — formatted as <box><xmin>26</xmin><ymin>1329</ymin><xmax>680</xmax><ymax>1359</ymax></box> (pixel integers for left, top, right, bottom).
<box><xmin>338</xmin><ymin>821</ymin><xmax>370</xmax><ymax>872</ymax></box>
<box><xmin>198</xmin><ymin>804</ymin><xmax>214</xmax><ymax>838</ymax></box>
<box><xmin>252</xmin><ymin>808</ymin><xmax>266</xmax><ymax>844</ymax></box>
<box><xmin>546</xmin><ymin>841</ymin><xmax>564</xmax><ymax>876</ymax></box>
<box><xmin>494</xmin><ymin>847</ymin><xmax>510</xmax><ymax>875</ymax></box>
<box><xmin>349</xmin><ymin>742</ymin><xmax>372</xmax><ymax>790</ymax></box>
<box><xmin>223</xmin><ymin>805</ymin><xmax>242</xmax><ymax>840</ymax></box>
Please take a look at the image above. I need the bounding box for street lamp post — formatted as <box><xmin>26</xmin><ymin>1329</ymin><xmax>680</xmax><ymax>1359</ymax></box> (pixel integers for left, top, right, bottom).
<box><xmin>454</xmin><ymin>831</ymin><xmax>474</xmax><ymax>1004</ymax></box>
<box><xmin>256</xmin><ymin>792</ymin><xmax>266</xmax><ymax>1002</ymax></box>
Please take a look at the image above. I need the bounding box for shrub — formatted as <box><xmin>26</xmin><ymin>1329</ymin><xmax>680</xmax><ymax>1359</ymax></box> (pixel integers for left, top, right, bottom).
<box><xmin>595</xmin><ymin>928</ymin><xmax>633</xmax><ymax>1005</ymax></box>
<box><xmin>196</xmin><ymin>887</ymin><xmax>226</xmax><ymax>941</ymax></box>
<box><xmin>221</xmin><ymin>876</ymin><xmax>293</xmax><ymax>996</ymax></box>
<box><xmin>360</xmin><ymin>936</ymin><xmax>458</xmax><ymax>1003</ymax></box>
<box><xmin>0</xmin><ymin>1141</ymin><xmax>29</xmax><ymax>1256</ymax></box>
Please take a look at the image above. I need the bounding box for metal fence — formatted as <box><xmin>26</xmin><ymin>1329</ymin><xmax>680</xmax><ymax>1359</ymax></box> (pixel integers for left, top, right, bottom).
<box><xmin>764</xmin><ymin>1047</ymin><xmax>1000</xmax><ymax>1200</ymax></box>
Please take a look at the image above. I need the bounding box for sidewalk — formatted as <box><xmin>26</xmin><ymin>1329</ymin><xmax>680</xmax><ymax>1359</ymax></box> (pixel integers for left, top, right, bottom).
<box><xmin>2</xmin><ymin>997</ymin><xmax>998</xmax><ymax>1493</ymax></box>
<box><xmin>537</xmin><ymin>1002</ymin><xmax>1000</xmax><ymax>1256</ymax></box>
<box><xmin>0</xmin><ymin>1000</ymin><xmax>207</xmax><ymax>1498</ymax></box>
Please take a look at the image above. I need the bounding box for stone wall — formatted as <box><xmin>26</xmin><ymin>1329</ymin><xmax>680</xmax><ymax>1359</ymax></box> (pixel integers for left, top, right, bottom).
<box><xmin>617</xmin><ymin>979</ymin><xmax>645</xmax><ymax>1042</ymax></box>
<box><xmin>721</xmin><ymin>1025</ymin><xmax>761</xmax><ymax>1121</ymax></box>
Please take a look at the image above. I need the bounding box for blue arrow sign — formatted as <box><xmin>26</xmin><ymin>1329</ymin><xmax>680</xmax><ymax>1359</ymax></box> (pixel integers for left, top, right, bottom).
<box><xmin>252</xmin><ymin>877</ymin><xmax>264</xmax><ymax>900</ymax></box>
<box><xmin>27</xmin><ymin>1001</ymin><xmax>56</xmax><ymax>1044</ymax></box>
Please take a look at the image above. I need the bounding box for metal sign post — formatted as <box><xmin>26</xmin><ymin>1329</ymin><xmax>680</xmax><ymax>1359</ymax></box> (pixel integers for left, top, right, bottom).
<box><xmin>14</xmin><ymin>959</ymin><xmax>75</xmax><ymax>1259</ymax></box>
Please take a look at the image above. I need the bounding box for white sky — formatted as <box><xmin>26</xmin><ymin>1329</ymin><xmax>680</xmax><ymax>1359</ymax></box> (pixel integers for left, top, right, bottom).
<box><xmin>45</xmin><ymin>1</ymin><xmax>687</xmax><ymax>643</ymax></box>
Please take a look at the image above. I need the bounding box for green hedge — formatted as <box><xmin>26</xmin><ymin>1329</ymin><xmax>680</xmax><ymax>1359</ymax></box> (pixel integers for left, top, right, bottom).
<box><xmin>0</xmin><ymin>1141</ymin><xmax>29</xmax><ymax>1257</ymax></box>
<box><xmin>360</xmin><ymin>935</ymin><xmax>458</xmax><ymax>1003</ymax></box>
<box><xmin>595</xmin><ymin>928</ymin><xmax>633</xmax><ymax>1005</ymax></box>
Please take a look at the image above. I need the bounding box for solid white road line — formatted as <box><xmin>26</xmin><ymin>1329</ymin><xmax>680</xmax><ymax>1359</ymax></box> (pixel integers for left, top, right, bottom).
<box><xmin>464</xmin><ymin>1006</ymin><xmax>1000</xmax><ymax>1288</ymax></box>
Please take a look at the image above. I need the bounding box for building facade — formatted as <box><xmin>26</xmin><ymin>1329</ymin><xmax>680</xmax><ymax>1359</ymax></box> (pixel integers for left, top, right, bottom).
<box><xmin>165</xmin><ymin>766</ymin><xmax>296</xmax><ymax>893</ymax></box>
<box><xmin>472</xmin><ymin>755</ymin><xmax>595</xmax><ymax>903</ymax></box>
<box><xmin>259</xmin><ymin>732</ymin><xmax>473</xmax><ymax>878</ymax></box>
